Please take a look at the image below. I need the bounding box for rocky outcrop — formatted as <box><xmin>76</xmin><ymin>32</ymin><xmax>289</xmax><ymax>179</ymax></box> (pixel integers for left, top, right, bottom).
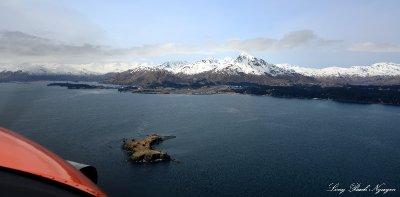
<box><xmin>122</xmin><ymin>134</ymin><xmax>175</xmax><ymax>163</ymax></box>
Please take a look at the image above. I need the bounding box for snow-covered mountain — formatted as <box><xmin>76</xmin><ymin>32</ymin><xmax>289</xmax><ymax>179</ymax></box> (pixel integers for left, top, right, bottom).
<box><xmin>0</xmin><ymin>62</ymin><xmax>151</xmax><ymax>75</ymax></box>
<box><xmin>125</xmin><ymin>52</ymin><xmax>295</xmax><ymax>76</ymax></box>
<box><xmin>1</xmin><ymin>52</ymin><xmax>400</xmax><ymax>79</ymax></box>
<box><xmin>276</xmin><ymin>62</ymin><xmax>400</xmax><ymax>78</ymax></box>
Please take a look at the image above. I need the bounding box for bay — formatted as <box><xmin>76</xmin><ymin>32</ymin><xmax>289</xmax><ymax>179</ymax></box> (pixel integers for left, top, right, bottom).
<box><xmin>1</xmin><ymin>82</ymin><xmax>400</xmax><ymax>197</ymax></box>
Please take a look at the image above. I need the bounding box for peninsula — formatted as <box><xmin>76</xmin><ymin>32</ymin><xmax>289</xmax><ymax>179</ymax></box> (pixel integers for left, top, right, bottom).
<box><xmin>47</xmin><ymin>82</ymin><xmax>116</xmax><ymax>89</ymax></box>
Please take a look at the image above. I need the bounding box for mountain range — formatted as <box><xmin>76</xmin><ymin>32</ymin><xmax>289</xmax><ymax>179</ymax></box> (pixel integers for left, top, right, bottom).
<box><xmin>1</xmin><ymin>52</ymin><xmax>400</xmax><ymax>86</ymax></box>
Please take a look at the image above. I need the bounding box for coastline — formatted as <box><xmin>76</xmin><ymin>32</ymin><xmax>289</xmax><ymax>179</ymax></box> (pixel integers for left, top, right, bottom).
<box><xmin>46</xmin><ymin>82</ymin><xmax>400</xmax><ymax>106</ymax></box>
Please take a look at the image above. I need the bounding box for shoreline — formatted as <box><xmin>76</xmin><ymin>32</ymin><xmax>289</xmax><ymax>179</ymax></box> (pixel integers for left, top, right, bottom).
<box><xmin>46</xmin><ymin>82</ymin><xmax>400</xmax><ymax>106</ymax></box>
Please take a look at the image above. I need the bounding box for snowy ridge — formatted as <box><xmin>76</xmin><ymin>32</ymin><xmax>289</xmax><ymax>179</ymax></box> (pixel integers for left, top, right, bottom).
<box><xmin>0</xmin><ymin>62</ymin><xmax>152</xmax><ymax>75</ymax></box>
<box><xmin>1</xmin><ymin>52</ymin><xmax>399</xmax><ymax>78</ymax></box>
<box><xmin>127</xmin><ymin>52</ymin><xmax>294</xmax><ymax>76</ymax></box>
<box><xmin>276</xmin><ymin>62</ymin><xmax>400</xmax><ymax>77</ymax></box>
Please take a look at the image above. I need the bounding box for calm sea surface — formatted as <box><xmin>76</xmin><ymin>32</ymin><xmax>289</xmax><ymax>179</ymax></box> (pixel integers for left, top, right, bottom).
<box><xmin>1</xmin><ymin>82</ymin><xmax>400</xmax><ymax>197</ymax></box>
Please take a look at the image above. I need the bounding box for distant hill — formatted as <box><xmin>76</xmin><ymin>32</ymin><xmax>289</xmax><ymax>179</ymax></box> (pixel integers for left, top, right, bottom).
<box><xmin>1</xmin><ymin>53</ymin><xmax>400</xmax><ymax>86</ymax></box>
<box><xmin>104</xmin><ymin>53</ymin><xmax>400</xmax><ymax>86</ymax></box>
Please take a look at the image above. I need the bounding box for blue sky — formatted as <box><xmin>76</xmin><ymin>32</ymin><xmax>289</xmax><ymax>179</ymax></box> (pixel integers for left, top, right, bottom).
<box><xmin>0</xmin><ymin>0</ymin><xmax>399</xmax><ymax>67</ymax></box>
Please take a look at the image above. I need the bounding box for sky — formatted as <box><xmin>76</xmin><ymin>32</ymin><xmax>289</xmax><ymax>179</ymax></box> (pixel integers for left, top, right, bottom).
<box><xmin>0</xmin><ymin>0</ymin><xmax>399</xmax><ymax>67</ymax></box>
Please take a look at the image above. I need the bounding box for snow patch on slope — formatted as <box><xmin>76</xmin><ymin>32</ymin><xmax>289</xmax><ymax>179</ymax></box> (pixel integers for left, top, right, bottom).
<box><xmin>1</xmin><ymin>53</ymin><xmax>399</xmax><ymax>77</ymax></box>
<box><xmin>148</xmin><ymin>52</ymin><xmax>292</xmax><ymax>76</ymax></box>
<box><xmin>276</xmin><ymin>62</ymin><xmax>400</xmax><ymax>77</ymax></box>
<box><xmin>0</xmin><ymin>62</ymin><xmax>152</xmax><ymax>75</ymax></box>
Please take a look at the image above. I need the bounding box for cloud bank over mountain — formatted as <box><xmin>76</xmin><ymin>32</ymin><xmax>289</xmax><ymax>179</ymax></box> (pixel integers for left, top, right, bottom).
<box><xmin>1</xmin><ymin>0</ymin><xmax>399</xmax><ymax>66</ymax></box>
<box><xmin>0</xmin><ymin>30</ymin><xmax>388</xmax><ymax>65</ymax></box>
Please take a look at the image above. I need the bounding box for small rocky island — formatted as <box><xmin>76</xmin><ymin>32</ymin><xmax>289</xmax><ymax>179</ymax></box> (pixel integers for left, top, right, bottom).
<box><xmin>122</xmin><ymin>134</ymin><xmax>175</xmax><ymax>163</ymax></box>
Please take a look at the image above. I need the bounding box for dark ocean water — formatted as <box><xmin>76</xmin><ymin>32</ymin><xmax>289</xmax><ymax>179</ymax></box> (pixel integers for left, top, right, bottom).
<box><xmin>1</xmin><ymin>81</ymin><xmax>400</xmax><ymax>197</ymax></box>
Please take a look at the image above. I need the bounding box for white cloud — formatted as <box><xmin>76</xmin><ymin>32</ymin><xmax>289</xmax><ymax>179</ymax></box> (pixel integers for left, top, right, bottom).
<box><xmin>0</xmin><ymin>0</ymin><xmax>107</xmax><ymax>45</ymax></box>
<box><xmin>0</xmin><ymin>30</ymin><xmax>345</xmax><ymax>63</ymax></box>
<box><xmin>129</xmin><ymin>43</ymin><xmax>212</xmax><ymax>56</ymax></box>
<box><xmin>349</xmin><ymin>42</ymin><xmax>400</xmax><ymax>53</ymax></box>
<box><xmin>0</xmin><ymin>31</ymin><xmax>123</xmax><ymax>63</ymax></box>
<box><xmin>224</xmin><ymin>30</ymin><xmax>341</xmax><ymax>52</ymax></box>
<box><xmin>225</xmin><ymin>38</ymin><xmax>275</xmax><ymax>51</ymax></box>
<box><xmin>0</xmin><ymin>31</ymin><xmax>214</xmax><ymax>63</ymax></box>
<box><xmin>128</xmin><ymin>30</ymin><xmax>341</xmax><ymax>57</ymax></box>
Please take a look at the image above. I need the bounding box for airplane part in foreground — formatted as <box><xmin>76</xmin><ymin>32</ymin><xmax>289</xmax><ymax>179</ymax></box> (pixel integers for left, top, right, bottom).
<box><xmin>0</xmin><ymin>127</ymin><xmax>107</xmax><ymax>197</ymax></box>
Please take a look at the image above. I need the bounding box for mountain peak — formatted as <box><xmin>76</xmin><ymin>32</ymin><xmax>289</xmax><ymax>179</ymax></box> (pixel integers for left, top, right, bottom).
<box><xmin>238</xmin><ymin>52</ymin><xmax>255</xmax><ymax>60</ymax></box>
<box><xmin>2</xmin><ymin>54</ymin><xmax>399</xmax><ymax>78</ymax></box>
<box><xmin>160</xmin><ymin>61</ymin><xmax>188</xmax><ymax>68</ymax></box>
